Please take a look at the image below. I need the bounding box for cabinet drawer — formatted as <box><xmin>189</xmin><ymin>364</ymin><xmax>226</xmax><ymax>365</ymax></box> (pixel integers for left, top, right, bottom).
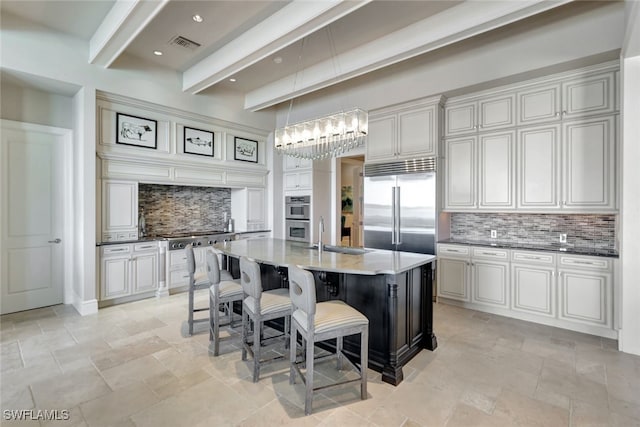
<box><xmin>134</xmin><ymin>242</ymin><xmax>158</xmax><ymax>252</ymax></box>
<box><xmin>170</xmin><ymin>269</ymin><xmax>190</xmax><ymax>286</ymax></box>
<box><xmin>472</xmin><ymin>247</ymin><xmax>509</xmax><ymax>260</ymax></box>
<box><xmin>559</xmin><ymin>255</ymin><xmax>611</xmax><ymax>271</ymax></box>
<box><xmin>102</xmin><ymin>245</ymin><xmax>131</xmax><ymax>255</ymax></box>
<box><xmin>511</xmin><ymin>250</ymin><xmax>556</xmax><ymax>265</ymax></box>
<box><xmin>170</xmin><ymin>250</ymin><xmax>188</xmax><ymax>267</ymax></box>
<box><xmin>438</xmin><ymin>244</ymin><xmax>470</xmax><ymax>257</ymax></box>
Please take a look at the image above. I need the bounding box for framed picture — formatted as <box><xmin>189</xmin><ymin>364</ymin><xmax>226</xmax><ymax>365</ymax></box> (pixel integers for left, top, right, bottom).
<box><xmin>116</xmin><ymin>113</ymin><xmax>157</xmax><ymax>149</ymax></box>
<box><xmin>184</xmin><ymin>126</ymin><xmax>214</xmax><ymax>157</ymax></box>
<box><xmin>234</xmin><ymin>137</ymin><xmax>258</xmax><ymax>163</ymax></box>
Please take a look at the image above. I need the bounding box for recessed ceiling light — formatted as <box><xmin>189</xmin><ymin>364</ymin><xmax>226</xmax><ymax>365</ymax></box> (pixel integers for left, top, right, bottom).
<box><xmin>273</xmin><ymin>56</ymin><xmax>283</xmax><ymax>64</ymax></box>
<box><xmin>153</xmin><ymin>50</ymin><xmax>163</xmax><ymax>56</ymax></box>
<box><xmin>192</xmin><ymin>14</ymin><xmax>203</xmax><ymax>23</ymax></box>
<box><xmin>229</xmin><ymin>78</ymin><xmax>237</xmax><ymax>82</ymax></box>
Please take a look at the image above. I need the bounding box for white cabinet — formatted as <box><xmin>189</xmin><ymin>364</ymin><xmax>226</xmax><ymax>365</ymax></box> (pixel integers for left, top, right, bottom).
<box><xmin>471</xmin><ymin>248</ymin><xmax>510</xmax><ymax>308</ymax></box>
<box><xmin>444</xmin><ymin>136</ymin><xmax>476</xmax><ymax>209</ymax></box>
<box><xmin>444</xmin><ymin>130</ymin><xmax>515</xmax><ymax>210</ymax></box>
<box><xmin>437</xmin><ymin>244</ymin><xmax>470</xmax><ymax>301</ymax></box>
<box><xmin>232</xmin><ymin>187</ymin><xmax>267</xmax><ymax>231</ymax></box>
<box><xmin>235</xmin><ymin>231</ymin><xmax>271</xmax><ymax>240</ymax></box>
<box><xmin>557</xmin><ymin>255</ymin><xmax>612</xmax><ymax>328</ymax></box>
<box><xmin>517</xmin><ymin>125</ymin><xmax>560</xmax><ymax>209</ymax></box>
<box><xmin>511</xmin><ymin>263</ymin><xmax>556</xmax><ymax>317</ymax></box>
<box><xmin>100</xmin><ymin>242</ymin><xmax>158</xmax><ymax>301</ymax></box>
<box><xmin>445</xmin><ymin>94</ymin><xmax>515</xmax><ymax>136</ymax></box>
<box><xmin>562</xmin><ymin>72</ymin><xmax>616</xmax><ymax>119</ymax></box>
<box><xmin>101</xmin><ymin>180</ymin><xmax>138</xmax><ymax>242</ymax></box>
<box><xmin>366</xmin><ymin>97</ymin><xmax>441</xmax><ymax>163</ymax></box>
<box><xmin>283</xmin><ymin>171</ymin><xmax>312</xmax><ymax>191</ymax></box>
<box><xmin>562</xmin><ymin>117</ymin><xmax>616</xmax><ymax>210</ymax></box>
<box><xmin>283</xmin><ymin>156</ymin><xmax>312</xmax><ymax>171</ymax></box>
<box><xmin>478</xmin><ymin>131</ymin><xmax>515</xmax><ymax>209</ymax></box>
<box><xmin>168</xmin><ymin>246</ymin><xmax>207</xmax><ymax>290</ymax></box>
<box><xmin>517</xmin><ymin>83</ymin><xmax>561</xmax><ymax>125</ymax></box>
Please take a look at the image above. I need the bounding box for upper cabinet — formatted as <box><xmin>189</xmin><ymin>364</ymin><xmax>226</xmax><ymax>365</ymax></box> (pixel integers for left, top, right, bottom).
<box><xmin>444</xmin><ymin>61</ymin><xmax>618</xmax><ymax>213</ymax></box>
<box><xmin>366</xmin><ymin>96</ymin><xmax>443</xmax><ymax>163</ymax></box>
<box><xmin>445</xmin><ymin>94</ymin><xmax>515</xmax><ymax>137</ymax></box>
<box><xmin>102</xmin><ymin>180</ymin><xmax>138</xmax><ymax>242</ymax></box>
<box><xmin>283</xmin><ymin>156</ymin><xmax>312</xmax><ymax>171</ymax></box>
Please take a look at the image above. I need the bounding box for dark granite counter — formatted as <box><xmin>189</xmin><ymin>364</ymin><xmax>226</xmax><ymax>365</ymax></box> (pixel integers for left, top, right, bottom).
<box><xmin>438</xmin><ymin>238</ymin><xmax>618</xmax><ymax>258</ymax></box>
<box><xmin>96</xmin><ymin>236</ymin><xmax>165</xmax><ymax>246</ymax></box>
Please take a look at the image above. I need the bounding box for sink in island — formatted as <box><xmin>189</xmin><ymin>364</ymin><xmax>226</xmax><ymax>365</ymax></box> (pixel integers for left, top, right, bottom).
<box><xmin>213</xmin><ymin>238</ymin><xmax>437</xmax><ymax>385</ymax></box>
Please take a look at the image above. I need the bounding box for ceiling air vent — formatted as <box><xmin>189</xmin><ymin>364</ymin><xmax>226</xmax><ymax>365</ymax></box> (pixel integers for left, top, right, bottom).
<box><xmin>169</xmin><ymin>35</ymin><xmax>201</xmax><ymax>50</ymax></box>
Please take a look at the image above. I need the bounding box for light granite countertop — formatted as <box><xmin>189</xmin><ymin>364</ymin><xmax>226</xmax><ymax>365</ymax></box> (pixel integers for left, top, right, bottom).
<box><xmin>213</xmin><ymin>238</ymin><xmax>436</xmax><ymax>276</ymax></box>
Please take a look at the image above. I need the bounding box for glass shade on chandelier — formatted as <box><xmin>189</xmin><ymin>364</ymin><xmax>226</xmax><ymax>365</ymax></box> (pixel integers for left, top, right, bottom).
<box><xmin>274</xmin><ymin>108</ymin><xmax>368</xmax><ymax>160</ymax></box>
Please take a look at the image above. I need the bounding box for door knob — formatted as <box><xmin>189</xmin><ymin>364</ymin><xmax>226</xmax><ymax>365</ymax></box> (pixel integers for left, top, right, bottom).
<box><xmin>48</xmin><ymin>238</ymin><xmax>62</xmax><ymax>244</ymax></box>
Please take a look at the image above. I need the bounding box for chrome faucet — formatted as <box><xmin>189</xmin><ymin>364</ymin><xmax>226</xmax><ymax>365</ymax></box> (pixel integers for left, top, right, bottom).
<box><xmin>318</xmin><ymin>216</ymin><xmax>324</xmax><ymax>252</ymax></box>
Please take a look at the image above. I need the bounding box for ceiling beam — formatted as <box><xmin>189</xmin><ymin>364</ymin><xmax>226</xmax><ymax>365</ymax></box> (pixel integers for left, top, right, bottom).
<box><xmin>182</xmin><ymin>0</ymin><xmax>371</xmax><ymax>94</ymax></box>
<box><xmin>89</xmin><ymin>0</ymin><xmax>169</xmax><ymax>68</ymax></box>
<box><xmin>244</xmin><ymin>0</ymin><xmax>574</xmax><ymax>111</ymax></box>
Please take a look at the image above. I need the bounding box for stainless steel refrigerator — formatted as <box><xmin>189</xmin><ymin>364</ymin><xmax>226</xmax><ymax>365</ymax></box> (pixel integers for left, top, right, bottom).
<box><xmin>363</xmin><ymin>158</ymin><xmax>436</xmax><ymax>254</ymax></box>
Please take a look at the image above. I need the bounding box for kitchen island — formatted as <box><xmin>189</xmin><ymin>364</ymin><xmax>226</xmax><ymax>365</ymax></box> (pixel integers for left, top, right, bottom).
<box><xmin>213</xmin><ymin>238</ymin><xmax>437</xmax><ymax>385</ymax></box>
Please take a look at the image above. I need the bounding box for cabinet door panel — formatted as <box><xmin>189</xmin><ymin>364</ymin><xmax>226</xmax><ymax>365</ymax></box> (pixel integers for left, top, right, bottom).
<box><xmin>562</xmin><ymin>73</ymin><xmax>615</xmax><ymax>118</ymax></box>
<box><xmin>511</xmin><ymin>264</ymin><xmax>555</xmax><ymax>317</ymax></box>
<box><xmin>478</xmin><ymin>131</ymin><xmax>515</xmax><ymax>209</ymax></box>
<box><xmin>446</xmin><ymin>102</ymin><xmax>476</xmax><ymax>136</ymax></box>
<box><xmin>562</xmin><ymin>117</ymin><xmax>615</xmax><ymax>209</ymax></box>
<box><xmin>472</xmin><ymin>261</ymin><xmax>509</xmax><ymax>307</ymax></box>
<box><xmin>480</xmin><ymin>95</ymin><xmax>515</xmax><ymax>131</ymax></box>
<box><xmin>445</xmin><ymin>137</ymin><xmax>475</xmax><ymax>209</ymax></box>
<box><xmin>366</xmin><ymin>115</ymin><xmax>396</xmax><ymax>161</ymax></box>
<box><xmin>102</xmin><ymin>256</ymin><xmax>130</xmax><ymax>299</ymax></box>
<box><xmin>517</xmin><ymin>125</ymin><xmax>560</xmax><ymax>209</ymax></box>
<box><xmin>437</xmin><ymin>258</ymin><xmax>469</xmax><ymax>301</ymax></box>
<box><xmin>247</xmin><ymin>188</ymin><xmax>265</xmax><ymax>223</ymax></box>
<box><xmin>132</xmin><ymin>253</ymin><xmax>158</xmax><ymax>293</ymax></box>
<box><xmin>398</xmin><ymin>106</ymin><xmax>435</xmax><ymax>157</ymax></box>
<box><xmin>103</xmin><ymin>181</ymin><xmax>138</xmax><ymax>231</ymax></box>
<box><xmin>518</xmin><ymin>84</ymin><xmax>561</xmax><ymax>125</ymax></box>
<box><xmin>559</xmin><ymin>270</ymin><xmax>610</xmax><ymax>327</ymax></box>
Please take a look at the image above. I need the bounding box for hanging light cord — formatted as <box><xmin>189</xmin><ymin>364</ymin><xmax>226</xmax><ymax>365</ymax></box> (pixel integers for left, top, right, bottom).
<box><xmin>285</xmin><ymin>37</ymin><xmax>307</xmax><ymax>128</ymax></box>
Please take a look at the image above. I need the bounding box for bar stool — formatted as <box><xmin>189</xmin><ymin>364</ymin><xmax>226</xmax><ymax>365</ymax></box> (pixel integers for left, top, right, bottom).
<box><xmin>186</xmin><ymin>243</ymin><xmax>209</xmax><ymax>336</ymax></box>
<box><xmin>239</xmin><ymin>256</ymin><xmax>292</xmax><ymax>382</ymax></box>
<box><xmin>288</xmin><ymin>265</ymin><xmax>369</xmax><ymax>415</ymax></box>
<box><xmin>206</xmin><ymin>250</ymin><xmax>243</xmax><ymax>356</ymax></box>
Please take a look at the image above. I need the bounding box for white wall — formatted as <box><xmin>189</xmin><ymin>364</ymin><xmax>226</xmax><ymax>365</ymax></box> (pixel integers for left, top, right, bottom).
<box><xmin>618</xmin><ymin>1</ymin><xmax>640</xmax><ymax>355</ymax></box>
<box><xmin>0</xmin><ymin>83</ymin><xmax>74</xmax><ymax>128</ymax></box>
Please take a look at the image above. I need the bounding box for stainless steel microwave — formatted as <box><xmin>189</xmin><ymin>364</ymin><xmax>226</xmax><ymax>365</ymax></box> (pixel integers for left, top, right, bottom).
<box><xmin>285</xmin><ymin>220</ymin><xmax>310</xmax><ymax>242</ymax></box>
<box><xmin>285</xmin><ymin>195</ymin><xmax>310</xmax><ymax>220</ymax></box>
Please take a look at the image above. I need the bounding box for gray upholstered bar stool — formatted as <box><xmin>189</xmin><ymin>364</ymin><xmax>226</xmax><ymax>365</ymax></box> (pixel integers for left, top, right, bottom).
<box><xmin>206</xmin><ymin>250</ymin><xmax>243</xmax><ymax>356</ymax></box>
<box><xmin>239</xmin><ymin>256</ymin><xmax>292</xmax><ymax>382</ymax></box>
<box><xmin>186</xmin><ymin>243</ymin><xmax>209</xmax><ymax>336</ymax></box>
<box><xmin>288</xmin><ymin>265</ymin><xmax>369</xmax><ymax>416</ymax></box>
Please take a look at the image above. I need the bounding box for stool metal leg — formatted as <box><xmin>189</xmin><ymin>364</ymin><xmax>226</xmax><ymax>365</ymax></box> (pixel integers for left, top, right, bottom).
<box><xmin>304</xmin><ymin>338</ymin><xmax>314</xmax><ymax>416</ymax></box>
<box><xmin>289</xmin><ymin>324</ymin><xmax>297</xmax><ymax>385</ymax></box>
<box><xmin>336</xmin><ymin>336</ymin><xmax>343</xmax><ymax>370</ymax></box>
<box><xmin>241</xmin><ymin>309</ymin><xmax>248</xmax><ymax>361</ymax></box>
<box><xmin>188</xmin><ymin>286</ymin><xmax>195</xmax><ymax>336</ymax></box>
<box><xmin>213</xmin><ymin>294</ymin><xmax>220</xmax><ymax>356</ymax></box>
<box><xmin>360</xmin><ymin>328</ymin><xmax>368</xmax><ymax>400</ymax></box>
<box><xmin>252</xmin><ymin>315</ymin><xmax>261</xmax><ymax>382</ymax></box>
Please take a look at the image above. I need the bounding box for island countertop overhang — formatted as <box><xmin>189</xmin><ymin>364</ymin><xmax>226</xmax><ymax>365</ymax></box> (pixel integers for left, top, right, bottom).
<box><xmin>213</xmin><ymin>238</ymin><xmax>436</xmax><ymax>275</ymax></box>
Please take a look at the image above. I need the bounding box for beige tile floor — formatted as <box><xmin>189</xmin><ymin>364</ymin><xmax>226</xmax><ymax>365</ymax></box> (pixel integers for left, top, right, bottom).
<box><xmin>2</xmin><ymin>292</ymin><xmax>640</xmax><ymax>426</ymax></box>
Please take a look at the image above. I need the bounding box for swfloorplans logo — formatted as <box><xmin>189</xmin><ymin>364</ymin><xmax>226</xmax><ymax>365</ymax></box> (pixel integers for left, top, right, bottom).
<box><xmin>3</xmin><ymin>409</ymin><xmax>70</xmax><ymax>421</ymax></box>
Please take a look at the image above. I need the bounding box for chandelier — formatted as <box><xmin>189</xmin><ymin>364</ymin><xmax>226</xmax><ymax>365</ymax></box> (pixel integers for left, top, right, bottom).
<box><xmin>274</xmin><ymin>108</ymin><xmax>368</xmax><ymax>160</ymax></box>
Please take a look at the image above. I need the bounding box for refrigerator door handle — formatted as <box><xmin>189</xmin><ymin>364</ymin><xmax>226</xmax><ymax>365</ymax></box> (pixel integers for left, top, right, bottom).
<box><xmin>391</xmin><ymin>187</ymin><xmax>396</xmax><ymax>245</ymax></box>
<box><xmin>396</xmin><ymin>186</ymin><xmax>402</xmax><ymax>245</ymax></box>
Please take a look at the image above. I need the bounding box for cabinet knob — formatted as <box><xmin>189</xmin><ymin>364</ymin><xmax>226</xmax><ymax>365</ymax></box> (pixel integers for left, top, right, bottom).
<box><xmin>562</xmin><ymin>110</ymin><xmax>567</xmax><ymax>115</ymax></box>
<box><xmin>555</xmin><ymin>112</ymin><xmax>560</xmax><ymax>117</ymax></box>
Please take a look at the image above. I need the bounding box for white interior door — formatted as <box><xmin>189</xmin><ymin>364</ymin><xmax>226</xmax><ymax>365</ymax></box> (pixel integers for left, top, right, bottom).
<box><xmin>1</xmin><ymin>121</ymin><xmax>68</xmax><ymax>314</ymax></box>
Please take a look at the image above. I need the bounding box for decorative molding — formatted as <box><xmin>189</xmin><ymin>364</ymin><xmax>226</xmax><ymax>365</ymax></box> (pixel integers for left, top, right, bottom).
<box><xmin>73</xmin><ymin>297</ymin><xmax>98</xmax><ymax>316</ymax></box>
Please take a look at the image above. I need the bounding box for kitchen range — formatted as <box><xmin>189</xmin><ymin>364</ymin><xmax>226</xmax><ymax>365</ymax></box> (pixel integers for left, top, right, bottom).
<box><xmin>164</xmin><ymin>230</ymin><xmax>235</xmax><ymax>251</ymax></box>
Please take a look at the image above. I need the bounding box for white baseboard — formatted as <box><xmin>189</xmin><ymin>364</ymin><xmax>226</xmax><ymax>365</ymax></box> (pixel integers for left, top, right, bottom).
<box><xmin>72</xmin><ymin>295</ymin><xmax>98</xmax><ymax>316</ymax></box>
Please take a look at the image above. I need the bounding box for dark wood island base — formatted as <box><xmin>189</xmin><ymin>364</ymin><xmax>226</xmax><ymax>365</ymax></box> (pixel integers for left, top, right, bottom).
<box><xmin>231</xmin><ymin>258</ymin><xmax>437</xmax><ymax>386</ymax></box>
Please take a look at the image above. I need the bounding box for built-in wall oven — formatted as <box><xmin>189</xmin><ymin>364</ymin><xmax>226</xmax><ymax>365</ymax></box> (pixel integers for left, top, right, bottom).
<box><xmin>285</xmin><ymin>195</ymin><xmax>310</xmax><ymax>242</ymax></box>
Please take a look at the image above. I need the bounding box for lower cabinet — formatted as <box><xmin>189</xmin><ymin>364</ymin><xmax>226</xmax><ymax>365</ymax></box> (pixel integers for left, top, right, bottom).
<box><xmin>437</xmin><ymin>244</ymin><xmax>616</xmax><ymax>338</ymax></box>
<box><xmin>168</xmin><ymin>246</ymin><xmax>207</xmax><ymax>290</ymax></box>
<box><xmin>100</xmin><ymin>242</ymin><xmax>159</xmax><ymax>301</ymax></box>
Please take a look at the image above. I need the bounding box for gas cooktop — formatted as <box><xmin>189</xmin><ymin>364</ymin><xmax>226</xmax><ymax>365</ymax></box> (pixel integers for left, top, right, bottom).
<box><xmin>164</xmin><ymin>230</ymin><xmax>235</xmax><ymax>250</ymax></box>
<box><xmin>162</xmin><ymin>230</ymin><xmax>226</xmax><ymax>239</ymax></box>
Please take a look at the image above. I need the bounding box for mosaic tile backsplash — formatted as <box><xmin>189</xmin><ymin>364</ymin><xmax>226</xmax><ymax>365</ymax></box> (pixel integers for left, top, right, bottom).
<box><xmin>450</xmin><ymin>213</ymin><xmax>616</xmax><ymax>250</ymax></box>
<box><xmin>138</xmin><ymin>184</ymin><xmax>231</xmax><ymax>236</ymax></box>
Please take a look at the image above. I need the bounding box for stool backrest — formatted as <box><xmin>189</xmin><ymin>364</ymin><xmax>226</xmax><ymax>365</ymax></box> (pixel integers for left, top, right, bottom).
<box><xmin>288</xmin><ymin>266</ymin><xmax>316</xmax><ymax>316</ymax></box>
<box><xmin>239</xmin><ymin>256</ymin><xmax>261</xmax><ymax>299</ymax></box>
<box><xmin>185</xmin><ymin>244</ymin><xmax>196</xmax><ymax>276</ymax></box>
<box><xmin>206</xmin><ymin>250</ymin><xmax>221</xmax><ymax>285</ymax></box>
